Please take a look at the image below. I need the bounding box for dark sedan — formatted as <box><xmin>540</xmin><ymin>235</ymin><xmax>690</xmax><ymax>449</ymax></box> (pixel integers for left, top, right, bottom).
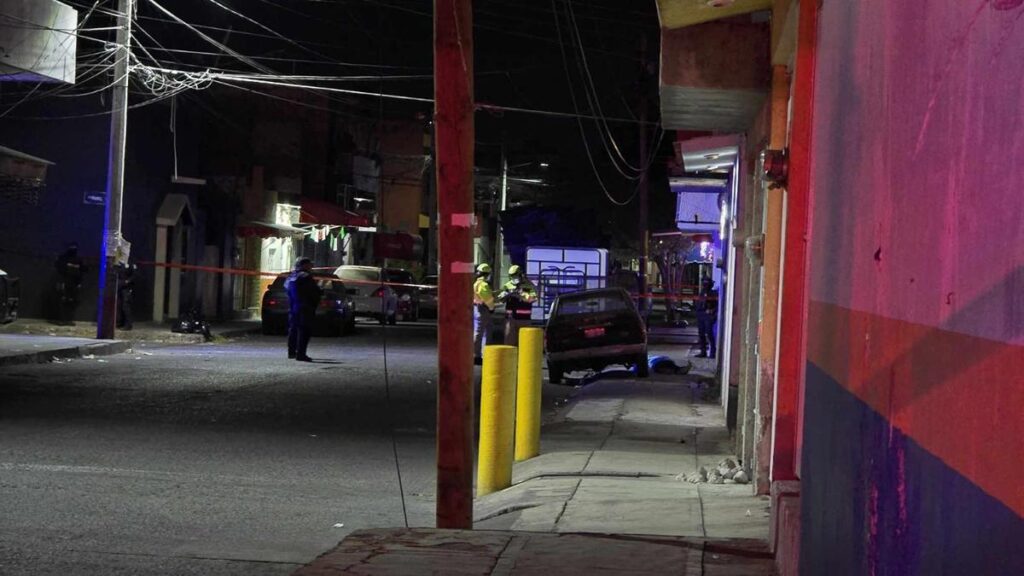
<box><xmin>544</xmin><ymin>287</ymin><xmax>649</xmax><ymax>384</ymax></box>
<box><xmin>261</xmin><ymin>273</ymin><xmax>356</xmax><ymax>336</ymax></box>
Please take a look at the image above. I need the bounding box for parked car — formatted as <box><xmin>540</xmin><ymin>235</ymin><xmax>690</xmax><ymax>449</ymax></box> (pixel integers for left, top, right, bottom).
<box><xmin>419</xmin><ymin>274</ymin><xmax>438</xmax><ymax>319</ymax></box>
<box><xmin>261</xmin><ymin>272</ymin><xmax>356</xmax><ymax>335</ymax></box>
<box><xmin>384</xmin><ymin>268</ymin><xmax>420</xmax><ymax>322</ymax></box>
<box><xmin>544</xmin><ymin>287</ymin><xmax>649</xmax><ymax>384</ymax></box>
<box><xmin>333</xmin><ymin>265</ymin><xmax>398</xmax><ymax>325</ymax></box>
<box><xmin>0</xmin><ymin>268</ymin><xmax>19</xmax><ymax>324</ymax></box>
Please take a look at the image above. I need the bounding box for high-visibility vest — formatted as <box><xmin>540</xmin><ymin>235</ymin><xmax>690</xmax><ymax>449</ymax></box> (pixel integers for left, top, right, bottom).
<box><xmin>473</xmin><ymin>277</ymin><xmax>495</xmax><ymax>310</ymax></box>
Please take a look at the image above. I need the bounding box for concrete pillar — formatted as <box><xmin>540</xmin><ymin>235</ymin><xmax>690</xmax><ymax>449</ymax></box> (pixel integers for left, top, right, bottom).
<box><xmin>756</xmin><ymin>64</ymin><xmax>792</xmax><ymax>493</ymax></box>
<box><xmin>168</xmin><ymin>225</ymin><xmax>183</xmax><ymax>319</ymax></box>
<box><xmin>152</xmin><ymin>225</ymin><xmax>168</xmax><ymax>322</ymax></box>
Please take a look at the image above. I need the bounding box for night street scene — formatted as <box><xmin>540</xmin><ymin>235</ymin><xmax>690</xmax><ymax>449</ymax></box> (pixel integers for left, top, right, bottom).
<box><xmin>1</xmin><ymin>1</ymin><xmax>1022</xmax><ymax>575</ymax></box>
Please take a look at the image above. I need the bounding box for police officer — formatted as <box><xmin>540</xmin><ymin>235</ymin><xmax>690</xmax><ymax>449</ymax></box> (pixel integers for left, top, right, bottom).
<box><xmin>498</xmin><ymin>264</ymin><xmax>537</xmax><ymax>346</ymax></box>
<box><xmin>285</xmin><ymin>257</ymin><xmax>322</xmax><ymax>362</ymax></box>
<box><xmin>116</xmin><ymin>262</ymin><xmax>137</xmax><ymax>330</ymax></box>
<box><xmin>55</xmin><ymin>242</ymin><xmax>86</xmax><ymax>325</ymax></box>
<box><xmin>473</xmin><ymin>263</ymin><xmax>495</xmax><ymax>365</ymax></box>
<box><xmin>695</xmin><ymin>276</ymin><xmax>718</xmax><ymax>358</ymax></box>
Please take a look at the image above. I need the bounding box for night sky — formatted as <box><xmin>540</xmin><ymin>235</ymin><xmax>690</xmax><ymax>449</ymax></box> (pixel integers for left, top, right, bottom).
<box><xmin>3</xmin><ymin>0</ymin><xmax>677</xmax><ymax>249</ymax></box>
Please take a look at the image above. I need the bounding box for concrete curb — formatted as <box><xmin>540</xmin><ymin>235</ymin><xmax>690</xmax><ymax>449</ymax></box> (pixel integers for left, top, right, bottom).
<box><xmin>217</xmin><ymin>325</ymin><xmax>262</xmax><ymax>339</ymax></box>
<box><xmin>0</xmin><ymin>339</ymin><xmax>131</xmax><ymax>367</ymax></box>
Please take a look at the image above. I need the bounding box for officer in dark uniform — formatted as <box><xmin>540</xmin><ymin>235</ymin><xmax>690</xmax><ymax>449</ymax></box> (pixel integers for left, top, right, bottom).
<box><xmin>285</xmin><ymin>257</ymin><xmax>321</xmax><ymax>362</ymax></box>
<box><xmin>55</xmin><ymin>242</ymin><xmax>86</xmax><ymax>325</ymax></box>
<box><xmin>116</xmin><ymin>262</ymin><xmax>137</xmax><ymax>330</ymax></box>
<box><xmin>695</xmin><ymin>276</ymin><xmax>718</xmax><ymax>358</ymax></box>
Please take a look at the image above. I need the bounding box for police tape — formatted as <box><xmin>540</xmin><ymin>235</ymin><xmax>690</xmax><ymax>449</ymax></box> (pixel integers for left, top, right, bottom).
<box><xmin>137</xmin><ymin>261</ymin><xmax>437</xmax><ymax>290</ymax></box>
<box><xmin>137</xmin><ymin>261</ymin><xmax>717</xmax><ymax>300</ymax></box>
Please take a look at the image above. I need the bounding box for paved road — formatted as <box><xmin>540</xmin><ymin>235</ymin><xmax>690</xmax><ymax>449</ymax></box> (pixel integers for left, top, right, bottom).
<box><xmin>0</xmin><ymin>322</ymin><xmax>455</xmax><ymax>575</ymax></box>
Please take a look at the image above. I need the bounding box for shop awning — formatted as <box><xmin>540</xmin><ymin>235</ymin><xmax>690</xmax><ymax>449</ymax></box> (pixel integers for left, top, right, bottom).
<box><xmin>237</xmin><ymin>221</ymin><xmax>306</xmax><ymax>238</ymax></box>
<box><xmin>299</xmin><ymin>197</ymin><xmax>372</xmax><ymax>227</ymax></box>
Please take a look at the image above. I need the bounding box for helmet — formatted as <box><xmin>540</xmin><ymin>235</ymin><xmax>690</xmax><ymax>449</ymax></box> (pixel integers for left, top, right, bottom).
<box><xmin>476</xmin><ymin>263</ymin><xmax>492</xmax><ymax>275</ymax></box>
<box><xmin>508</xmin><ymin>265</ymin><xmax>522</xmax><ymax>277</ymax></box>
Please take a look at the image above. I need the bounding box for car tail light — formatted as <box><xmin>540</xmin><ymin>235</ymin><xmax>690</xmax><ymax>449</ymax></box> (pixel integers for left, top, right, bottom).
<box><xmin>268</xmin><ymin>299</ymin><xmax>278</xmax><ymax>306</ymax></box>
<box><xmin>372</xmin><ymin>287</ymin><xmax>386</xmax><ymax>298</ymax></box>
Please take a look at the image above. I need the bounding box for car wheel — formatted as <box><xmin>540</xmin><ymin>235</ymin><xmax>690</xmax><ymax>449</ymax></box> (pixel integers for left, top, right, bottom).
<box><xmin>548</xmin><ymin>362</ymin><xmax>564</xmax><ymax>385</ymax></box>
<box><xmin>388</xmin><ymin>313</ymin><xmax>397</xmax><ymax>326</ymax></box>
<box><xmin>636</xmin><ymin>353</ymin><xmax>650</xmax><ymax>378</ymax></box>
<box><xmin>378</xmin><ymin>314</ymin><xmax>386</xmax><ymax>325</ymax></box>
<box><xmin>261</xmin><ymin>323</ymin><xmax>277</xmax><ymax>335</ymax></box>
<box><xmin>343</xmin><ymin>317</ymin><xmax>356</xmax><ymax>335</ymax></box>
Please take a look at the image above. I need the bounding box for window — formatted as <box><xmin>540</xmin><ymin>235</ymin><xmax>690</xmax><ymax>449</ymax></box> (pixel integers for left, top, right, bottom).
<box><xmin>556</xmin><ymin>291</ymin><xmax>631</xmax><ymax>316</ymax></box>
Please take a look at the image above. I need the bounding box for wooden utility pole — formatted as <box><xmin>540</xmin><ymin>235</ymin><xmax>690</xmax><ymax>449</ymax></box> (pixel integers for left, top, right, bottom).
<box><xmin>637</xmin><ymin>37</ymin><xmax>650</xmax><ymax>312</ymax></box>
<box><xmin>97</xmin><ymin>0</ymin><xmax>133</xmax><ymax>339</ymax></box>
<box><xmin>434</xmin><ymin>0</ymin><xmax>475</xmax><ymax>529</ymax></box>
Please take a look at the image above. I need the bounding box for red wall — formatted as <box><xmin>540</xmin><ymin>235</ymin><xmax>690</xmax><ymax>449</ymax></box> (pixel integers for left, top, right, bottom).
<box><xmin>801</xmin><ymin>0</ymin><xmax>1024</xmax><ymax>573</ymax></box>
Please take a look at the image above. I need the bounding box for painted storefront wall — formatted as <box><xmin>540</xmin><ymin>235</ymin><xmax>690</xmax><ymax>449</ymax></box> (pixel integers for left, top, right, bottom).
<box><xmin>801</xmin><ymin>1</ymin><xmax>1024</xmax><ymax>573</ymax></box>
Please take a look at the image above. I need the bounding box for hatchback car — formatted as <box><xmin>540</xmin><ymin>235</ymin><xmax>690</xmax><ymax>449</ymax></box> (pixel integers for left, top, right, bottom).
<box><xmin>261</xmin><ymin>273</ymin><xmax>356</xmax><ymax>336</ymax></box>
<box><xmin>333</xmin><ymin>265</ymin><xmax>398</xmax><ymax>325</ymax></box>
<box><xmin>544</xmin><ymin>287</ymin><xmax>649</xmax><ymax>384</ymax></box>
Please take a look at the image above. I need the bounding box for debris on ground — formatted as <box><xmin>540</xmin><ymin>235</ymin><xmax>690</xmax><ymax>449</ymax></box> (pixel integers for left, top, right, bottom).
<box><xmin>676</xmin><ymin>459</ymin><xmax>750</xmax><ymax>485</ymax></box>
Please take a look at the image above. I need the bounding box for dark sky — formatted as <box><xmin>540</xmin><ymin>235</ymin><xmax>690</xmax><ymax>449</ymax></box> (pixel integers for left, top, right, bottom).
<box><xmin>15</xmin><ymin>0</ymin><xmax>677</xmax><ymax>247</ymax></box>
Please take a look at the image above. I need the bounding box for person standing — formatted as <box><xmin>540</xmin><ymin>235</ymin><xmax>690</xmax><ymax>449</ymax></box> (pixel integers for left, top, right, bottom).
<box><xmin>499</xmin><ymin>264</ymin><xmax>537</xmax><ymax>346</ymax></box>
<box><xmin>695</xmin><ymin>276</ymin><xmax>718</xmax><ymax>358</ymax></box>
<box><xmin>116</xmin><ymin>262</ymin><xmax>136</xmax><ymax>330</ymax></box>
<box><xmin>473</xmin><ymin>263</ymin><xmax>495</xmax><ymax>365</ymax></box>
<box><xmin>55</xmin><ymin>242</ymin><xmax>86</xmax><ymax>325</ymax></box>
<box><xmin>285</xmin><ymin>257</ymin><xmax>322</xmax><ymax>362</ymax></box>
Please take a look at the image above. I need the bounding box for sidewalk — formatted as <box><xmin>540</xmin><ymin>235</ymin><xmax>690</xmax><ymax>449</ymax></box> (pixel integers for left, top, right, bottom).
<box><xmin>294</xmin><ymin>348</ymin><xmax>775</xmax><ymax>575</ymax></box>
<box><xmin>0</xmin><ymin>334</ymin><xmax>131</xmax><ymax>367</ymax></box>
<box><xmin>0</xmin><ymin>317</ymin><xmax>260</xmax><ymax>342</ymax></box>
<box><xmin>0</xmin><ymin>317</ymin><xmax>260</xmax><ymax>366</ymax></box>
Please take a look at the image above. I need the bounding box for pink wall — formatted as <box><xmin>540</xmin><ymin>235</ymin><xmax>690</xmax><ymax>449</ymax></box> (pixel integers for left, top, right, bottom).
<box><xmin>802</xmin><ymin>0</ymin><xmax>1024</xmax><ymax>572</ymax></box>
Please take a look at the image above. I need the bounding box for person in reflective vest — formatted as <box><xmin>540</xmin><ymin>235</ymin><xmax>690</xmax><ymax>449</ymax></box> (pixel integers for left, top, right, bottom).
<box><xmin>499</xmin><ymin>264</ymin><xmax>537</xmax><ymax>346</ymax></box>
<box><xmin>473</xmin><ymin>263</ymin><xmax>495</xmax><ymax>365</ymax></box>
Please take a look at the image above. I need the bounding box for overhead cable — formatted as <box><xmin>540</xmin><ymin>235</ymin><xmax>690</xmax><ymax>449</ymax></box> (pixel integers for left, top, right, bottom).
<box><xmin>144</xmin><ymin>0</ymin><xmax>275</xmax><ymax>74</ymax></box>
<box><xmin>549</xmin><ymin>0</ymin><xmax>637</xmax><ymax>206</ymax></box>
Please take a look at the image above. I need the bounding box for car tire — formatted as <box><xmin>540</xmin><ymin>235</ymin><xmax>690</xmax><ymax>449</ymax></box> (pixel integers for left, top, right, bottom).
<box><xmin>344</xmin><ymin>317</ymin><xmax>356</xmax><ymax>335</ymax></box>
<box><xmin>548</xmin><ymin>362</ymin><xmax>564</xmax><ymax>385</ymax></box>
<box><xmin>378</xmin><ymin>314</ymin><xmax>386</xmax><ymax>325</ymax></box>
<box><xmin>388</xmin><ymin>313</ymin><xmax>397</xmax><ymax>326</ymax></box>
<box><xmin>636</xmin><ymin>353</ymin><xmax>650</xmax><ymax>378</ymax></box>
<box><xmin>261</xmin><ymin>323</ymin><xmax>277</xmax><ymax>335</ymax></box>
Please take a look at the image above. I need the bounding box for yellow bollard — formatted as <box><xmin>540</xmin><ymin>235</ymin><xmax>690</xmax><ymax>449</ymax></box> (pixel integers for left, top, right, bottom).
<box><xmin>477</xmin><ymin>344</ymin><xmax>517</xmax><ymax>497</ymax></box>
<box><xmin>515</xmin><ymin>327</ymin><xmax>543</xmax><ymax>462</ymax></box>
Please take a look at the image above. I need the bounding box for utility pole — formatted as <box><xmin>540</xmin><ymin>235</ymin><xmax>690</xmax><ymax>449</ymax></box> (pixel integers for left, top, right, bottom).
<box><xmin>97</xmin><ymin>0</ymin><xmax>133</xmax><ymax>340</ymax></box>
<box><xmin>434</xmin><ymin>0</ymin><xmax>475</xmax><ymax>529</ymax></box>
<box><xmin>493</xmin><ymin>143</ymin><xmax>508</xmax><ymax>291</ymax></box>
<box><xmin>637</xmin><ymin>36</ymin><xmax>650</xmax><ymax>314</ymax></box>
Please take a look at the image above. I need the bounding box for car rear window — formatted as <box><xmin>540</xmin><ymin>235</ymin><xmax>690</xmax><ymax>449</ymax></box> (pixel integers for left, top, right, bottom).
<box><xmin>385</xmin><ymin>270</ymin><xmax>415</xmax><ymax>285</ymax></box>
<box><xmin>337</xmin><ymin>268</ymin><xmax>379</xmax><ymax>283</ymax></box>
<box><xmin>269</xmin><ymin>275</ymin><xmax>288</xmax><ymax>289</ymax></box>
<box><xmin>556</xmin><ymin>292</ymin><xmax>632</xmax><ymax>316</ymax></box>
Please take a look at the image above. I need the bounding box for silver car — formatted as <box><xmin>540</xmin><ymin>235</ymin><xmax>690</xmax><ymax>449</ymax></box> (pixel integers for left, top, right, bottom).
<box><xmin>333</xmin><ymin>265</ymin><xmax>398</xmax><ymax>325</ymax></box>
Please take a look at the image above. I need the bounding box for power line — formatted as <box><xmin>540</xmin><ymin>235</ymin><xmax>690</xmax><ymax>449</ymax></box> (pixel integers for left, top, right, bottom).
<box><xmin>549</xmin><ymin>0</ymin><xmax>638</xmax><ymax>207</ymax></box>
<box><xmin>144</xmin><ymin>0</ymin><xmax>274</xmax><ymax>74</ymax></box>
<box><xmin>565</xmin><ymin>0</ymin><xmax>646</xmax><ymax>178</ymax></box>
